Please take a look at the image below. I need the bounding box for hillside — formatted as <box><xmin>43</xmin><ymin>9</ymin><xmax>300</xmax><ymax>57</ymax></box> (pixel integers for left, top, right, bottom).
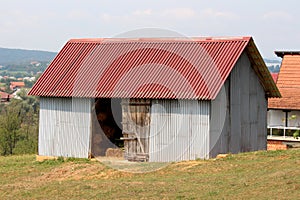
<box><xmin>0</xmin><ymin>47</ymin><xmax>56</xmax><ymax>65</ymax></box>
<box><xmin>0</xmin><ymin>149</ymin><xmax>299</xmax><ymax>199</ymax></box>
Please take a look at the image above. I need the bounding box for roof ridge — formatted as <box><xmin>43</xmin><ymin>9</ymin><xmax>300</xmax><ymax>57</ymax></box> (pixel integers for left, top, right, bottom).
<box><xmin>68</xmin><ymin>36</ymin><xmax>251</xmax><ymax>43</ymax></box>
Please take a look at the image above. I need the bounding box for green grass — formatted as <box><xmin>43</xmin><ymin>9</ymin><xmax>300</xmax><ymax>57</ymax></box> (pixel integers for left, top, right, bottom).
<box><xmin>0</xmin><ymin>149</ymin><xmax>300</xmax><ymax>199</ymax></box>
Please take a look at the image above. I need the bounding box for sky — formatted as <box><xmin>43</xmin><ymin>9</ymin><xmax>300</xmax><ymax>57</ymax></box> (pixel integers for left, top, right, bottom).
<box><xmin>0</xmin><ymin>0</ymin><xmax>299</xmax><ymax>59</ymax></box>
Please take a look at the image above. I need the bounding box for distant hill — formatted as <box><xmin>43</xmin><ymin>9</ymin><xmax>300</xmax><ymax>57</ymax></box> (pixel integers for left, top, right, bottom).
<box><xmin>0</xmin><ymin>47</ymin><xmax>57</xmax><ymax>65</ymax></box>
<box><xmin>264</xmin><ymin>58</ymin><xmax>281</xmax><ymax>64</ymax></box>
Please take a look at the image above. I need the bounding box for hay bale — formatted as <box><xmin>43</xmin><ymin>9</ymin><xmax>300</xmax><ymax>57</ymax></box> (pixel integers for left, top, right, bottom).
<box><xmin>216</xmin><ymin>154</ymin><xmax>229</xmax><ymax>159</ymax></box>
<box><xmin>105</xmin><ymin>148</ymin><xmax>124</xmax><ymax>158</ymax></box>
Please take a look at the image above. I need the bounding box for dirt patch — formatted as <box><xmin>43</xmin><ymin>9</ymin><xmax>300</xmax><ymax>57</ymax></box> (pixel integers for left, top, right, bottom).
<box><xmin>2</xmin><ymin>162</ymin><xmax>132</xmax><ymax>191</ymax></box>
<box><xmin>268</xmin><ymin>171</ymin><xmax>287</xmax><ymax>178</ymax></box>
<box><xmin>172</xmin><ymin>160</ymin><xmax>205</xmax><ymax>171</ymax></box>
<box><xmin>96</xmin><ymin>157</ymin><xmax>169</xmax><ymax>173</ymax></box>
<box><xmin>38</xmin><ymin>163</ymin><xmax>102</xmax><ymax>181</ymax></box>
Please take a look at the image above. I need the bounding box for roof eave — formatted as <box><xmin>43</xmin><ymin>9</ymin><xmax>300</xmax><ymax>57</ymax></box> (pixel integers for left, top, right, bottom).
<box><xmin>246</xmin><ymin>38</ymin><xmax>281</xmax><ymax>98</ymax></box>
<box><xmin>275</xmin><ymin>51</ymin><xmax>300</xmax><ymax>58</ymax></box>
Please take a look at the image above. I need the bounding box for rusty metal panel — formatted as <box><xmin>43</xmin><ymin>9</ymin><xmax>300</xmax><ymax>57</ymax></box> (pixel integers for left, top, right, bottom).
<box><xmin>38</xmin><ymin>97</ymin><xmax>92</xmax><ymax>158</ymax></box>
<box><xmin>149</xmin><ymin>99</ymin><xmax>210</xmax><ymax>162</ymax></box>
<box><xmin>29</xmin><ymin>37</ymin><xmax>279</xmax><ymax>99</ymax></box>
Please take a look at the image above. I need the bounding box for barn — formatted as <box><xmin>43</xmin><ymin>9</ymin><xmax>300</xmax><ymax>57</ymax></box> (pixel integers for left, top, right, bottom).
<box><xmin>29</xmin><ymin>37</ymin><xmax>280</xmax><ymax>162</ymax></box>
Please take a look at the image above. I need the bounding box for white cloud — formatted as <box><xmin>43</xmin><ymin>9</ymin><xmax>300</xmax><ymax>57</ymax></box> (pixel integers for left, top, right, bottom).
<box><xmin>263</xmin><ymin>11</ymin><xmax>292</xmax><ymax>20</ymax></box>
<box><xmin>67</xmin><ymin>10</ymin><xmax>91</xmax><ymax>20</ymax></box>
<box><xmin>132</xmin><ymin>9</ymin><xmax>152</xmax><ymax>16</ymax></box>
<box><xmin>162</xmin><ymin>8</ymin><xmax>197</xmax><ymax>19</ymax></box>
<box><xmin>201</xmin><ymin>9</ymin><xmax>238</xmax><ymax>20</ymax></box>
<box><xmin>0</xmin><ymin>10</ymin><xmax>39</xmax><ymax>31</ymax></box>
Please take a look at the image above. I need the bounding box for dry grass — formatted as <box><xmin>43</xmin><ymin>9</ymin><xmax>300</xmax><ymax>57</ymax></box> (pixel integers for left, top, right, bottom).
<box><xmin>0</xmin><ymin>149</ymin><xmax>300</xmax><ymax>199</ymax></box>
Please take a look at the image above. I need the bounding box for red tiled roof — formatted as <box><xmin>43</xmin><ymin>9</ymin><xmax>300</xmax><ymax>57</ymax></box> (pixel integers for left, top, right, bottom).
<box><xmin>10</xmin><ymin>82</ymin><xmax>25</xmax><ymax>87</ymax></box>
<box><xmin>29</xmin><ymin>37</ymin><xmax>280</xmax><ymax>100</ymax></box>
<box><xmin>269</xmin><ymin>53</ymin><xmax>300</xmax><ymax>110</ymax></box>
<box><xmin>0</xmin><ymin>91</ymin><xmax>10</xmax><ymax>99</ymax></box>
<box><xmin>271</xmin><ymin>73</ymin><xmax>278</xmax><ymax>83</ymax></box>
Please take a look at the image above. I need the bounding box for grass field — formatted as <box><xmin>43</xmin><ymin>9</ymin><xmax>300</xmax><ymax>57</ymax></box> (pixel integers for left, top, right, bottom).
<box><xmin>0</xmin><ymin>149</ymin><xmax>299</xmax><ymax>199</ymax></box>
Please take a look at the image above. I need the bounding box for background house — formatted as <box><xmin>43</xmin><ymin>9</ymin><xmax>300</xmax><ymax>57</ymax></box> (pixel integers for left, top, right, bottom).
<box><xmin>29</xmin><ymin>37</ymin><xmax>280</xmax><ymax>162</ymax></box>
<box><xmin>10</xmin><ymin>81</ymin><xmax>25</xmax><ymax>91</ymax></box>
<box><xmin>268</xmin><ymin>51</ymin><xmax>300</xmax><ymax>137</ymax></box>
<box><xmin>0</xmin><ymin>91</ymin><xmax>11</xmax><ymax>102</ymax></box>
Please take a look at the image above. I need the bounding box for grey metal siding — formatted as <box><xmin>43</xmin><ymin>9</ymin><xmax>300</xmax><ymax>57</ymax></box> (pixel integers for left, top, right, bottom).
<box><xmin>39</xmin><ymin>97</ymin><xmax>92</xmax><ymax>158</ymax></box>
<box><xmin>209</xmin><ymin>52</ymin><xmax>268</xmax><ymax>157</ymax></box>
<box><xmin>149</xmin><ymin>99</ymin><xmax>210</xmax><ymax>162</ymax></box>
<box><xmin>209</xmin><ymin>83</ymin><xmax>230</xmax><ymax>157</ymax></box>
<box><xmin>257</xmin><ymin>80</ymin><xmax>267</xmax><ymax>150</ymax></box>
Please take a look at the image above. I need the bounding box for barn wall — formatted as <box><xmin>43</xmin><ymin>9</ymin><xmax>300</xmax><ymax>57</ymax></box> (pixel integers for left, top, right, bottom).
<box><xmin>149</xmin><ymin>99</ymin><xmax>210</xmax><ymax>162</ymax></box>
<box><xmin>209</xmin><ymin>52</ymin><xmax>268</xmax><ymax>157</ymax></box>
<box><xmin>209</xmin><ymin>81</ymin><xmax>230</xmax><ymax>157</ymax></box>
<box><xmin>39</xmin><ymin>97</ymin><xmax>92</xmax><ymax>158</ymax></box>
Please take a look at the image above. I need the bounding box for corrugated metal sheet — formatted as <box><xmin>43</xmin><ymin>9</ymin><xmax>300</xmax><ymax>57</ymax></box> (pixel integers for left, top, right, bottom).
<box><xmin>269</xmin><ymin>52</ymin><xmax>300</xmax><ymax>110</ymax></box>
<box><xmin>149</xmin><ymin>99</ymin><xmax>210</xmax><ymax>162</ymax></box>
<box><xmin>210</xmin><ymin>52</ymin><xmax>268</xmax><ymax>157</ymax></box>
<box><xmin>29</xmin><ymin>37</ymin><xmax>280</xmax><ymax>99</ymax></box>
<box><xmin>39</xmin><ymin>97</ymin><xmax>92</xmax><ymax>158</ymax></box>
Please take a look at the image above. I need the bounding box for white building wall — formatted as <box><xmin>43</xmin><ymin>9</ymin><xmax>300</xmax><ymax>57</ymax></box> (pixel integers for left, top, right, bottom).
<box><xmin>288</xmin><ymin>111</ymin><xmax>300</xmax><ymax>127</ymax></box>
<box><xmin>267</xmin><ymin>110</ymin><xmax>285</xmax><ymax>127</ymax></box>
<box><xmin>268</xmin><ymin>110</ymin><xmax>300</xmax><ymax>127</ymax></box>
<box><xmin>39</xmin><ymin>97</ymin><xmax>92</xmax><ymax>158</ymax></box>
<box><xmin>149</xmin><ymin>99</ymin><xmax>210</xmax><ymax>162</ymax></box>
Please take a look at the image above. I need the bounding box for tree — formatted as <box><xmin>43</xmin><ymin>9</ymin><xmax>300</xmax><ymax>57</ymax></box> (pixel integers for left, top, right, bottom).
<box><xmin>0</xmin><ymin>90</ymin><xmax>39</xmax><ymax>155</ymax></box>
<box><xmin>0</xmin><ymin>102</ymin><xmax>21</xmax><ymax>155</ymax></box>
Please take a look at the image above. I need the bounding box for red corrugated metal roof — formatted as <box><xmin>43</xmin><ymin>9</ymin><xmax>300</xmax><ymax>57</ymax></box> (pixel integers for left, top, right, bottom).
<box><xmin>29</xmin><ymin>37</ymin><xmax>280</xmax><ymax>99</ymax></box>
<box><xmin>269</xmin><ymin>53</ymin><xmax>300</xmax><ymax>110</ymax></box>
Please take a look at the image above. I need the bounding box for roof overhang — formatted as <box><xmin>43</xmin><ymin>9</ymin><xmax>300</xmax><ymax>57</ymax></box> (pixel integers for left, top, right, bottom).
<box><xmin>275</xmin><ymin>51</ymin><xmax>300</xmax><ymax>58</ymax></box>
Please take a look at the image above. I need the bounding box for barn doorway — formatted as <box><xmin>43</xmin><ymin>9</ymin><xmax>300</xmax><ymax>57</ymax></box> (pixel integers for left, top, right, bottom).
<box><xmin>91</xmin><ymin>98</ymin><xmax>123</xmax><ymax>157</ymax></box>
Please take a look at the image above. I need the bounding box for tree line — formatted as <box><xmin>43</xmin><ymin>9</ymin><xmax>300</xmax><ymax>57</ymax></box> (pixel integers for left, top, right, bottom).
<box><xmin>0</xmin><ymin>89</ymin><xmax>39</xmax><ymax>155</ymax></box>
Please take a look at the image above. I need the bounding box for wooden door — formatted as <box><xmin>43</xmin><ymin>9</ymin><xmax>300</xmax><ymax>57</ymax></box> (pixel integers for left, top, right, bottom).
<box><xmin>121</xmin><ymin>99</ymin><xmax>151</xmax><ymax>161</ymax></box>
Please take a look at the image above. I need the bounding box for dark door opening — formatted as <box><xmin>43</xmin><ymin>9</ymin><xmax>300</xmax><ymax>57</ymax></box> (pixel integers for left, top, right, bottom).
<box><xmin>91</xmin><ymin>98</ymin><xmax>123</xmax><ymax>157</ymax></box>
